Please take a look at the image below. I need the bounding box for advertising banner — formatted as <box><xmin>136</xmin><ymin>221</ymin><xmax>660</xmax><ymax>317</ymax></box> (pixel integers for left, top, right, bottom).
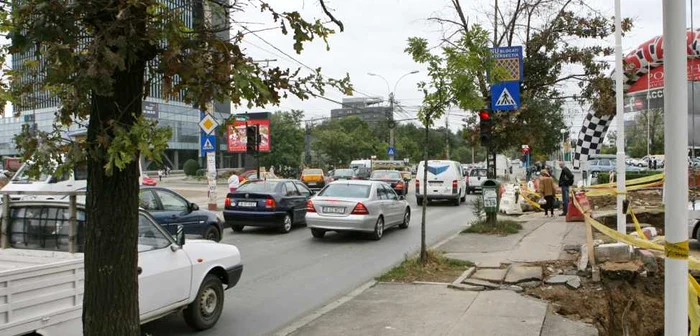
<box><xmin>227</xmin><ymin>119</ymin><xmax>271</xmax><ymax>152</ymax></box>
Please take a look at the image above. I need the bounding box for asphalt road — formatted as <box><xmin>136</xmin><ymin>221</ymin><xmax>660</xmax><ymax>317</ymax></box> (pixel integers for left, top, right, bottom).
<box><xmin>142</xmin><ymin>178</ymin><xmax>478</xmax><ymax>336</ymax></box>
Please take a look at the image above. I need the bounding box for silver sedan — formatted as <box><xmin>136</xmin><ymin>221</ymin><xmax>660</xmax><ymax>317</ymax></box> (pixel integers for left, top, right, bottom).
<box><xmin>305</xmin><ymin>180</ymin><xmax>411</xmax><ymax>240</ymax></box>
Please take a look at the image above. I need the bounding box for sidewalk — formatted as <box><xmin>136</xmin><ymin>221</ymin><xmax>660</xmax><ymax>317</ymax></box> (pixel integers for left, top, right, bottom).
<box><xmin>285</xmin><ymin>214</ymin><xmax>598</xmax><ymax>336</ymax></box>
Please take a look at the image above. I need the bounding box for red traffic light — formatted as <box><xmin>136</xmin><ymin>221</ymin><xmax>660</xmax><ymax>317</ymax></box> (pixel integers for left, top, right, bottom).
<box><xmin>478</xmin><ymin>110</ymin><xmax>490</xmax><ymax>120</ymax></box>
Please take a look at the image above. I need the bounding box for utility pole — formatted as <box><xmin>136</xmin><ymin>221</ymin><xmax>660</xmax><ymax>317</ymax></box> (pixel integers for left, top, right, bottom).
<box><xmin>613</xmin><ymin>0</ymin><xmax>626</xmax><ymax>235</ymax></box>
<box><xmin>304</xmin><ymin>121</ymin><xmax>312</xmax><ymax>166</ymax></box>
<box><xmin>445</xmin><ymin>111</ymin><xmax>450</xmax><ymax>160</ymax></box>
<box><xmin>389</xmin><ymin>92</ymin><xmax>395</xmax><ymax>160</ymax></box>
<box><xmin>662</xmin><ymin>0</ymin><xmax>688</xmax><ymax>333</ymax></box>
<box><xmin>486</xmin><ymin>0</ymin><xmax>498</xmax><ymax>180</ymax></box>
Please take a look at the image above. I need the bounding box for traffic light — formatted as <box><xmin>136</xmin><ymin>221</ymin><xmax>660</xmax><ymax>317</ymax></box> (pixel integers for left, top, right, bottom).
<box><xmin>246</xmin><ymin>125</ymin><xmax>258</xmax><ymax>154</ymax></box>
<box><xmin>479</xmin><ymin>109</ymin><xmax>493</xmax><ymax>147</ymax></box>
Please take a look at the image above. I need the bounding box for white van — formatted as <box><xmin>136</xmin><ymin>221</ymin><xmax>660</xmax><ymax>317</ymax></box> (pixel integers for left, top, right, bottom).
<box><xmin>415</xmin><ymin>160</ymin><xmax>467</xmax><ymax>206</ymax></box>
<box><xmin>2</xmin><ymin>160</ymin><xmax>143</xmax><ymax>200</ymax></box>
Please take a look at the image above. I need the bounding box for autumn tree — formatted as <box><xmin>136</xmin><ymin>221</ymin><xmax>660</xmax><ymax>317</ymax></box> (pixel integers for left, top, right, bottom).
<box><xmin>4</xmin><ymin>0</ymin><xmax>350</xmax><ymax>334</ymax></box>
<box><xmin>429</xmin><ymin>0</ymin><xmax>633</xmax><ymax>153</ymax></box>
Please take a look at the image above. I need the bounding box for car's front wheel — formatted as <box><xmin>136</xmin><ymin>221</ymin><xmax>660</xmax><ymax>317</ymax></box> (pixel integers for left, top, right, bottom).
<box><xmin>183</xmin><ymin>274</ymin><xmax>225</xmax><ymax>331</ymax></box>
<box><xmin>399</xmin><ymin>209</ymin><xmax>410</xmax><ymax>229</ymax></box>
<box><xmin>203</xmin><ymin>226</ymin><xmax>221</xmax><ymax>242</ymax></box>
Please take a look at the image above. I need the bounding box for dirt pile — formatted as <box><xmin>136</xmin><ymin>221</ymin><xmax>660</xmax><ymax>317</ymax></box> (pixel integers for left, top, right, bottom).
<box><xmin>588</xmin><ymin>189</ymin><xmax>663</xmax><ymax>212</ymax></box>
<box><xmin>525</xmin><ymin>259</ymin><xmax>667</xmax><ymax>336</ymax></box>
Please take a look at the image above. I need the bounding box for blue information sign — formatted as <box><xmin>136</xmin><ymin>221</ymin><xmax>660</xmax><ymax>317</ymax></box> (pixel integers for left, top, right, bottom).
<box><xmin>200</xmin><ymin>131</ymin><xmax>216</xmax><ymax>157</ymax></box>
<box><xmin>490</xmin><ymin>46</ymin><xmax>523</xmax><ymax>110</ymax></box>
<box><xmin>387</xmin><ymin>146</ymin><xmax>395</xmax><ymax>157</ymax></box>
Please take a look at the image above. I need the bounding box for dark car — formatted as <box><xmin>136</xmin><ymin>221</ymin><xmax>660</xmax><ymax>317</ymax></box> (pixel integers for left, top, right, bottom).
<box><xmin>329</xmin><ymin>168</ymin><xmax>356</xmax><ymax>182</ymax></box>
<box><xmin>63</xmin><ymin>186</ymin><xmax>225</xmax><ymax>242</ymax></box>
<box><xmin>139</xmin><ymin>187</ymin><xmax>224</xmax><ymax>242</ymax></box>
<box><xmin>369</xmin><ymin>170</ymin><xmax>408</xmax><ymax>196</ymax></box>
<box><xmin>223</xmin><ymin>179</ymin><xmax>314</xmax><ymax>234</ymax></box>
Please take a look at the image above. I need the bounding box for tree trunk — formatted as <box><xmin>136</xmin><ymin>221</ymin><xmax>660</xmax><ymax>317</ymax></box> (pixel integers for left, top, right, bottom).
<box><xmin>420</xmin><ymin>122</ymin><xmax>430</xmax><ymax>264</ymax></box>
<box><xmin>83</xmin><ymin>5</ymin><xmax>148</xmax><ymax>335</ymax></box>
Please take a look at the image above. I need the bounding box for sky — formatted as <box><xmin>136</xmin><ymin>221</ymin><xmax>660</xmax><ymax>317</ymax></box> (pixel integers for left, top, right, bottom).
<box><xmin>233</xmin><ymin>0</ymin><xmax>700</xmax><ymax>134</ymax></box>
<box><xmin>2</xmin><ymin>0</ymin><xmax>698</xmax><ymax>134</ymax></box>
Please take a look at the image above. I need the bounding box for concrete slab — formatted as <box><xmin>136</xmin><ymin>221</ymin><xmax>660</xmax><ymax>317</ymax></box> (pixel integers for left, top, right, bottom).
<box><xmin>290</xmin><ymin>283</ymin><xmax>478</xmax><ymax>336</ymax></box>
<box><xmin>463</xmin><ymin>278</ymin><xmax>501</xmax><ymax>289</ymax></box>
<box><xmin>540</xmin><ymin>313</ymin><xmax>599</xmax><ymax>336</ymax></box>
<box><xmin>507</xmin><ymin>221</ymin><xmax>572</xmax><ymax>263</ymax></box>
<box><xmin>438</xmin><ymin>220</ymin><xmax>545</xmax><ymax>254</ymax></box>
<box><xmin>472</xmin><ymin>268</ymin><xmax>508</xmax><ymax>282</ymax></box>
<box><xmin>443</xmin><ymin>251</ymin><xmax>511</xmax><ymax>266</ymax></box>
<box><xmin>446</xmin><ymin>290</ymin><xmax>547</xmax><ymax>336</ymax></box>
<box><xmin>504</xmin><ymin>265</ymin><xmax>542</xmax><ymax>284</ymax></box>
<box><xmin>545</xmin><ymin>274</ymin><xmax>578</xmax><ymax>285</ymax></box>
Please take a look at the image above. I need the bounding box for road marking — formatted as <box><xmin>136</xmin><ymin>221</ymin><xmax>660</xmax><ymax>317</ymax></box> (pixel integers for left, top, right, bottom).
<box><xmin>273</xmin><ymin>280</ymin><xmax>377</xmax><ymax>336</ymax></box>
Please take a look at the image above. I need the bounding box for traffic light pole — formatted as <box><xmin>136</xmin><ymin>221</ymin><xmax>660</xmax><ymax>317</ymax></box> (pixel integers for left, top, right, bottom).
<box><xmin>256</xmin><ymin>125</ymin><xmax>261</xmax><ymax>180</ymax></box>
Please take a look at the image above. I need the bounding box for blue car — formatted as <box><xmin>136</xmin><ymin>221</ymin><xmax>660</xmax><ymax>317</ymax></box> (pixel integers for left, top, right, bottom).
<box><xmin>139</xmin><ymin>186</ymin><xmax>224</xmax><ymax>242</ymax></box>
<box><xmin>63</xmin><ymin>186</ymin><xmax>225</xmax><ymax>241</ymax></box>
<box><xmin>223</xmin><ymin>179</ymin><xmax>313</xmax><ymax>234</ymax></box>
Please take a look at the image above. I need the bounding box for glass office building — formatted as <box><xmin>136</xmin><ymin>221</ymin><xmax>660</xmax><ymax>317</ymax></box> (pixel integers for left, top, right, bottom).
<box><xmin>1</xmin><ymin>0</ymin><xmax>232</xmax><ymax>170</ymax></box>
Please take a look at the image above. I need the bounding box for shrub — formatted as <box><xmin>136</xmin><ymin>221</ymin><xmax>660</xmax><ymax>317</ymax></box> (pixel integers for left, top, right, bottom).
<box><xmin>596</xmin><ymin>171</ymin><xmax>661</xmax><ymax>184</ymax></box>
<box><xmin>183</xmin><ymin>159</ymin><xmax>200</xmax><ymax>176</ymax></box>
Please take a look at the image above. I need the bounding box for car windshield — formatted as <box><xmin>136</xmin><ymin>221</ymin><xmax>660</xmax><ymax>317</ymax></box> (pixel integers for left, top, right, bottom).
<box><xmin>371</xmin><ymin>171</ymin><xmax>401</xmax><ymax>179</ymax></box>
<box><xmin>303</xmin><ymin>169</ymin><xmax>323</xmax><ymax>175</ymax></box>
<box><xmin>470</xmin><ymin>169</ymin><xmax>487</xmax><ymax>177</ymax></box>
<box><xmin>237</xmin><ymin>181</ymin><xmax>279</xmax><ymax>193</ymax></box>
<box><xmin>318</xmin><ymin>183</ymin><xmax>371</xmax><ymax>198</ymax></box>
<box><xmin>334</xmin><ymin>169</ymin><xmax>354</xmax><ymax>177</ymax></box>
<box><xmin>11</xmin><ymin>163</ymin><xmax>50</xmax><ymax>183</ymax></box>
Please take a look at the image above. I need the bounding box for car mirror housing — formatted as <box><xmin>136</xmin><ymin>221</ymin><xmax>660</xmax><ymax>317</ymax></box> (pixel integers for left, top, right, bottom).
<box><xmin>189</xmin><ymin>203</ymin><xmax>199</xmax><ymax>212</ymax></box>
<box><xmin>176</xmin><ymin>225</ymin><xmax>186</xmax><ymax>246</ymax></box>
<box><xmin>398</xmin><ymin>195</ymin><xmax>406</xmax><ymax>201</ymax></box>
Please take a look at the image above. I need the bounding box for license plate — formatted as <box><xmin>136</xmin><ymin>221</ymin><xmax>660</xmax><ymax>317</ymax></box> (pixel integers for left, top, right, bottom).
<box><xmin>322</xmin><ymin>207</ymin><xmax>345</xmax><ymax>214</ymax></box>
<box><xmin>428</xmin><ymin>181</ymin><xmax>442</xmax><ymax>185</ymax></box>
<box><xmin>308</xmin><ymin>182</ymin><xmax>318</xmax><ymax>186</ymax></box>
<box><xmin>237</xmin><ymin>201</ymin><xmax>257</xmax><ymax>207</ymax></box>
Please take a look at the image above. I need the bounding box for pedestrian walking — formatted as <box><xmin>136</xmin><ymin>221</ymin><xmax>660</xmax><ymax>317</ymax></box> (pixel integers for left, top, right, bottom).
<box><xmin>558</xmin><ymin>161</ymin><xmax>574</xmax><ymax>216</ymax></box>
<box><xmin>653</xmin><ymin>158</ymin><xmax>658</xmax><ymax>170</ymax></box>
<box><xmin>227</xmin><ymin>171</ymin><xmax>240</xmax><ymax>193</ymax></box>
<box><xmin>165</xmin><ymin>166</ymin><xmax>171</xmax><ymax>176</ymax></box>
<box><xmin>538</xmin><ymin>170</ymin><xmax>556</xmax><ymax>217</ymax></box>
<box><xmin>158</xmin><ymin>169</ymin><xmax>163</xmax><ymax>181</ymax></box>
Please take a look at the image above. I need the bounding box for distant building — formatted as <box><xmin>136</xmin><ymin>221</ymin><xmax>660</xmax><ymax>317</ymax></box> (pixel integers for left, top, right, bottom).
<box><xmin>330</xmin><ymin>97</ymin><xmax>391</xmax><ymax>123</ymax></box>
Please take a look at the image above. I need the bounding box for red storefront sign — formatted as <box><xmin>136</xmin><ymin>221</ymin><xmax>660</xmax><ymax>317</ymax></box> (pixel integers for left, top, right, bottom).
<box><xmin>627</xmin><ymin>58</ymin><xmax>700</xmax><ymax>93</ymax></box>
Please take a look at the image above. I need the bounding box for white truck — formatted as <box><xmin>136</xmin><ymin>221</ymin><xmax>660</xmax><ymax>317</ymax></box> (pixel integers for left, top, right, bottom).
<box><xmin>0</xmin><ymin>193</ymin><xmax>243</xmax><ymax>335</ymax></box>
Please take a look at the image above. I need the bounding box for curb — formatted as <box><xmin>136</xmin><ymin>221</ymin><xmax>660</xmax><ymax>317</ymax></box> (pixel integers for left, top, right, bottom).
<box><xmin>273</xmin><ymin>280</ymin><xmax>377</xmax><ymax>336</ymax></box>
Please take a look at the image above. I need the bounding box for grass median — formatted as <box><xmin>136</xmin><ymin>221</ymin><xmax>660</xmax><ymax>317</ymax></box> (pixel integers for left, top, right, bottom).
<box><xmin>376</xmin><ymin>250</ymin><xmax>473</xmax><ymax>283</ymax></box>
<box><xmin>462</xmin><ymin>219</ymin><xmax>523</xmax><ymax>236</ymax></box>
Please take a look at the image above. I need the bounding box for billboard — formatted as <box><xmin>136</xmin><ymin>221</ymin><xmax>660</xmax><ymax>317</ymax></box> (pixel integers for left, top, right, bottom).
<box><xmin>227</xmin><ymin>119</ymin><xmax>271</xmax><ymax>152</ymax></box>
<box><xmin>143</xmin><ymin>102</ymin><xmax>159</xmax><ymax>119</ymax></box>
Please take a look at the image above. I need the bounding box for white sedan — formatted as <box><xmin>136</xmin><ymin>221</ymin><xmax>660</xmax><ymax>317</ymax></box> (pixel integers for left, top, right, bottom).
<box><xmin>305</xmin><ymin>180</ymin><xmax>411</xmax><ymax>240</ymax></box>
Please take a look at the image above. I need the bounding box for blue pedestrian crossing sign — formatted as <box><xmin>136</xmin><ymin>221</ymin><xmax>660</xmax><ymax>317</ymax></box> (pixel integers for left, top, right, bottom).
<box><xmin>387</xmin><ymin>146</ymin><xmax>396</xmax><ymax>156</ymax></box>
<box><xmin>200</xmin><ymin>131</ymin><xmax>216</xmax><ymax>157</ymax></box>
<box><xmin>491</xmin><ymin>81</ymin><xmax>521</xmax><ymax>111</ymax></box>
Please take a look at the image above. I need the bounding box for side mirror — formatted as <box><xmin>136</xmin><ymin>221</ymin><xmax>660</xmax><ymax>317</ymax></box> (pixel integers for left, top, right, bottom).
<box><xmin>176</xmin><ymin>225</ymin><xmax>186</xmax><ymax>246</ymax></box>
<box><xmin>398</xmin><ymin>195</ymin><xmax>406</xmax><ymax>200</ymax></box>
<box><xmin>189</xmin><ymin>203</ymin><xmax>199</xmax><ymax>211</ymax></box>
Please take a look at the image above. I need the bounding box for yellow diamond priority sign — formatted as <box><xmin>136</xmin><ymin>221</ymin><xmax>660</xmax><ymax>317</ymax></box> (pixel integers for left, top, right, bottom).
<box><xmin>199</xmin><ymin>114</ymin><xmax>219</xmax><ymax>135</ymax></box>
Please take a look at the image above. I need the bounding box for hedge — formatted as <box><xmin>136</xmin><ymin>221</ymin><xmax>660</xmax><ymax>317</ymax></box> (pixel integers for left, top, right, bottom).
<box><xmin>183</xmin><ymin>159</ymin><xmax>200</xmax><ymax>176</ymax></box>
<box><xmin>596</xmin><ymin>171</ymin><xmax>661</xmax><ymax>184</ymax></box>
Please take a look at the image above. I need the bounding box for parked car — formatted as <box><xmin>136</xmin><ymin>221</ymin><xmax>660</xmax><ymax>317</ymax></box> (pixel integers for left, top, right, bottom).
<box><xmin>142</xmin><ymin>174</ymin><xmax>158</xmax><ymax>186</ymax></box>
<box><xmin>688</xmin><ymin>201</ymin><xmax>700</xmax><ymax>241</ymax></box>
<box><xmin>415</xmin><ymin>160</ymin><xmax>467</xmax><ymax>205</ymax></box>
<box><xmin>240</xmin><ymin>170</ymin><xmax>277</xmax><ymax>184</ymax></box>
<box><xmin>369</xmin><ymin>170</ymin><xmax>408</xmax><ymax>196</ymax></box>
<box><xmin>467</xmin><ymin>168</ymin><xmax>487</xmax><ymax>194</ymax></box>
<box><xmin>0</xmin><ymin>199</ymin><xmax>243</xmax><ymax>335</ymax></box>
<box><xmin>300</xmin><ymin>168</ymin><xmax>326</xmax><ymax>190</ymax></box>
<box><xmin>223</xmin><ymin>179</ymin><xmax>313</xmax><ymax>233</ymax></box>
<box><xmin>587</xmin><ymin>159</ymin><xmax>647</xmax><ymax>176</ymax></box>
<box><xmin>63</xmin><ymin>186</ymin><xmax>225</xmax><ymax>241</ymax></box>
<box><xmin>306</xmin><ymin>180</ymin><xmax>411</xmax><ymax>240</ymax></box>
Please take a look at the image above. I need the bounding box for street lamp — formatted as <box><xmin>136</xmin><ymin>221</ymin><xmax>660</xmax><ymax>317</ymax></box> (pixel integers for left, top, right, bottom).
<box><xmin>560</xmin><ymin>128</ymin><xmax>567</xmax><ymax>162</ymax></box>
<box><xmin>367</xmin><ymin>71</ymin><xmax>420</xmax><ymax>160</ymax></box>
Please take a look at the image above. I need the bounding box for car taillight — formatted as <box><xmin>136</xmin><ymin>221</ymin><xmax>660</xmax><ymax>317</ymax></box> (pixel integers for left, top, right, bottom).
<box><xmin>452</xmin><ymin>180</ymin><xmax>458</xmax><ymax>189</ymax></box>
<box><xmin>225</xmin><ymin>197</ymin><xmax>231</xmax><ymax>207</ymax></box>
<box><xmin>415</xmin><ymin>180</ymin><xmax>420</xmax><ymax>190</ymax></box>
<box><xmin>351</xmin><ymin>202</ymin><xmax>369</xmax><ymax>215</ymax></box>
<box><xmin>306</xmin><ymin>200</ymin><xmax>316</xmax><ymax>212</ymax></box>
<box><xmin>265</xmin><ymin>198</ymin><xmax>276</xmax><ymax>209</ymax></box>
<box><xmin>396</xmin><ymin>182</ymin><xmax>404</xmax><ymax>189</ymax></box>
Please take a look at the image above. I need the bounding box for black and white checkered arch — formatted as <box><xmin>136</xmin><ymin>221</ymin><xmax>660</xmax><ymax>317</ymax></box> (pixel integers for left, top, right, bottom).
<box><xmin>573</xmin><ymin>113</ymin><xmax>614</xmax><ymax>170</ymax></box>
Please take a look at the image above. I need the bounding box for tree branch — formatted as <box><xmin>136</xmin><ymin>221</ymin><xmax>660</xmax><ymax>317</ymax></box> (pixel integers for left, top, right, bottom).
<box><xmin>319</xmin><ymin>0</ymin><xmax>344</xmax><ymax>32</ymax></box>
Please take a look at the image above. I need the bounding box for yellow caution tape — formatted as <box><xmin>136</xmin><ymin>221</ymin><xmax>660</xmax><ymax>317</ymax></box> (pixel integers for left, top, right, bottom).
<box><xmin>629</xmin><ymin>208</ymin><xmax>647</xmax><ymax>240</ymax></box>
<box><xmin>689</xmin><ymin>275</ymin><xmax>700</xmax><ymax>336</ymax></box>
<box><xmin>665</xmin><ymin>240</ymin><xmax>690</xmax><ymax>260</ymax></box>
<box><xmin>586</xmin><ymin>173</ymin><xmax>665</xmax><ymax>189</ymax></box>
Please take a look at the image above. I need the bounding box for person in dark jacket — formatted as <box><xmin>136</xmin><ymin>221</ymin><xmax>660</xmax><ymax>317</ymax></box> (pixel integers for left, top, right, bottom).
<box><xmin>558</xmin><ymin>161</ymin><xmax>574</xmax><ymax>215</ymax></box>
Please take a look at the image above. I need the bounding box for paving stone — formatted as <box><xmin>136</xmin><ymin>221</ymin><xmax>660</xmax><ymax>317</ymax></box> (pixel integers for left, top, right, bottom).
<box><xmin>472</xmin><ymin>268</ymin><xmax>508</xmax><ymax>283</ymax></box>
<box><xmin>448</xmin><ymin>283</ymin><xmax>485</xmax><ymax>291</ymax></box>
<box><xmin>565</xmin><ymin>276</ymin><xmax>582</xmax><ymax>289</ymax></box>
<box><xmin>519</xmin><ymin>281</ymin><xmax>542</xmax><ymax>288</ymax></box>
<box><xmin>578</xmin><ymin>244</ymin><xmax>589</xmax><ymax>271</ymax></box>
<box><xmin>499</xmin><ymin>285</ymin><xmax>524</xmax><ymax>293</ymax></box>
<box><xmin>636</xmin><ymin>249</ymin><xmax>659</xmax><ymax>274</ymax></box>
<box><xmin>463</xmin><ymin>278</ymin><xmax>501</xmax><ymax>289</ymax></box>
<box><xmin>504</xmin><ymin>265</ymin><xmax>543</xmax><ymax>284</ymax></box>
<box><xmin>545</xmin><ymin>275</ymin><xmax>578</xmax><ymax>285</ymax></box>
<box><xmin>595</xmin><ymin>243</ymin><xmax>632</xmax><ymax>263</ymax></box>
